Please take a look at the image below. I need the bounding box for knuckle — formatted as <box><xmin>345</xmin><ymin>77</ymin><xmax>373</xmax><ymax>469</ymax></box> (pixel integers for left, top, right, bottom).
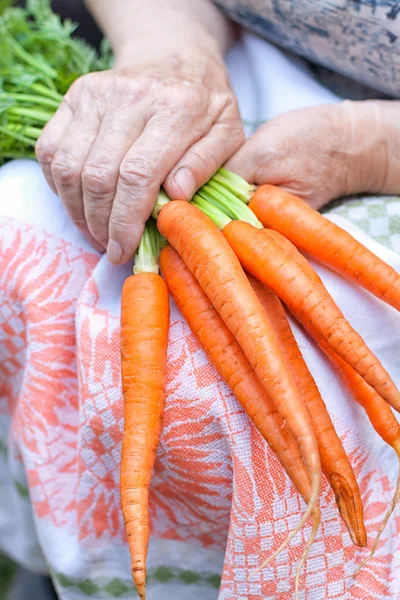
<box><xmin>127</xmin><ymin>76</ymin><xmax>151</xmax><ymax>97</ymax></box>
<box><xmin>190</xmin><ymin>147</ymin><xmax>218</xmax><ymax>173</ymax></box>
<box><xmin>82</xmin><ymin>164</ymin><xmax>116</xmax><ymax>198</ymax></box>
<box><xmin>51</xmin><ymin>157</ymin><xmax>80</xmax><ymax>187</ymax></box>
<box><xmin>35</xmin><ymin>137</ymin><xmax>56</xmax><ymax>165</ymax></box>
<box><xmin>115</xmin><ymin>74</ymin><xmax>151</xmax><ymax>104</ymax></box>
<box><xmin>71</xmin><ymin>216</ymin><xmax>88</xmax><ymax>230</ymax></box>
<box><xmin>119</xmin><ymin>158</ymin><xmax>154</xmax><ymax>190</ymax></box>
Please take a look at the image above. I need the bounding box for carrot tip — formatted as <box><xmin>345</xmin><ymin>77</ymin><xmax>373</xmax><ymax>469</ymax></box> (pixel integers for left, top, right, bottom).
<box><xmin>133</xmin><ymin>572</ymin><xmax>147</xmax><ymax>600</ymax></box>
<box><xmin>330</xmin><ymin>473</ymin><xmax>367</xmax><ymax>547</ymax></box>
<box><xmin>352</xmin><ymin>452</ymin><xmax>400</xmax><ymax>579</ymax></box>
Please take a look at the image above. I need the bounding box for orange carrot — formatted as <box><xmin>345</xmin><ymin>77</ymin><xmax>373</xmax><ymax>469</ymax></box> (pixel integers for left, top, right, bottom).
<box><xmin>224</xmin><ymin>220</ymin><xmax>400</xmax><ymax>414</ymax></box>
<box><xmin>259</xmin><ymin>229</ymin><xmax>400</xmax><ymax>571</ymax></box>
<box><xmin>248</xmin><ymin>274</ymin><xmax>366</xmax><ymax>547</ymax></box>
<box><xmin>120</xmin><ymin>223</ymin><xmax>170</xmax><ymax>600</ymax></box>
<box><xmin>249</xmin><ymin>185</ymin><xmax>400</xmax><ymax>311</ymax></box>
<box><xmin>322</xmin><ymin>346</ymin><xmax>400</xmax><ymax>576</ymax></box>
<box><xmin>157</xmin><ymin>200</ymin><xmax>321</xmax><ymax>549</ymax></box>
<box><xmin>264</xmin><ymin>230</ymin><xmax>400</xmax><ymax>439</ymax></box>
<box><xmin>160</xmin><ymin>244</ymin><xmax>311</xmax><ymax>502</ymax></box>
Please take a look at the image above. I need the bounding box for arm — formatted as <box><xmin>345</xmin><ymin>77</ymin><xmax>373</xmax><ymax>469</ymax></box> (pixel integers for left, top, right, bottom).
<box><xmin>85</xmin><ymin>0</ymin><xmax>235</xmax><ymax>64</ymax></box>
<box><xmin>226</xmin><ymin>100</ymin><xmax>400</xmax><ymax>209</ymax></box>
<box><xmin>35</xmin><ymin>0</ymin><xmax>243</xmax><ymax>262</ymax></box>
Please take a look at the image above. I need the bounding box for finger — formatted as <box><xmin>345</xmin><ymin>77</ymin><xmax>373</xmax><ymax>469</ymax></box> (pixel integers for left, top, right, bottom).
<box><xmin>224</xmin><ymin>129</ymin><xmax>270</xmax><ymax>184</ymax></box>
<box><xmin>164</xmin><ymin>113</ymin><xmax>244</xmax><ymax>200</ymax></box>
<box><xmin>107</xmin><ymin>118</ymin><xmax>206</xmax><ymax>264</ymax></box>
<box><xmin>81</xmin><ymin>113</ymin><xmax>146</xmax><ymax>249</ymax></box>
<box><xmin>35</xmin><ymin>100</ymin><xmax>74</xmax><ymax>194</ymax></box>
<box><xmin>50</xmin><ymin>109</ymin><xmax>101</xmax><ymax>243</ymax></box>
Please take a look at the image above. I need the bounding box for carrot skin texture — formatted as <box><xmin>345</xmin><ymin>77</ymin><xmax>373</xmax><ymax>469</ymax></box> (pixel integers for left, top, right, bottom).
<box><xmin>224</xmin><ymin>220</ymin><xmax>400</xmax><ymax>414</ymax></box>
<box><xmin>254</xmin><ymin>229</ymin><xmax>400</xmax><ymax>567</ymax></box>
<box><xmin>157</xmin><ymin>201</ymin><xmax>321</xmax><ymax>500</ymax></box>
<box><xmin>120</xmin><ymin>273</ymin><xmax>170</xmax><ymax>600</ymax></box>
<box><xmin>249</xmin><ymin>185</ymin><xmax>400</xmax><ymax>311</ymax></box>
<box><xmin>264</xmin><ymin>228</ymin><xmax>400</xmax><ymax>446</ymax></box>
<box><xmin>160</xmin><ymin>245</ymin><xmax>311</xmax><ymax>502</ymax></box>
<box><xmin>324</xmin><ymin>347</ymin><xmax>400</xmax><ymax>448</ymax></box>
<box><xmin>248</xmin><ymin>275</ymin><xmax>366</xmax><ymax>546</ymax></box>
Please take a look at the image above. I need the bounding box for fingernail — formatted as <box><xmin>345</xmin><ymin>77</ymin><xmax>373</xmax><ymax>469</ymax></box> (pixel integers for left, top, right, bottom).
<box><xmin>173</xmin><ymin>167</ymin><xmax>195</xmax><ymax>199</ymax></box>
<box><xmin>107</xmin><ymin>239</ymin><xmax>123</xmax><ymax>264</ymax></box>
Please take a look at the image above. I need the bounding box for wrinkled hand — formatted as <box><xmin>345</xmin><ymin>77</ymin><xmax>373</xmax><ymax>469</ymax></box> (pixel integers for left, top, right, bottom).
<box><xmin>226</xmin><ymin>102</ymin><xmax>396</xmax><ymax>210</ymax></box>
<box><xmin>36</xmin><ymin>47</ymin><xmax>244</xmax><ymax>262</ymax></box>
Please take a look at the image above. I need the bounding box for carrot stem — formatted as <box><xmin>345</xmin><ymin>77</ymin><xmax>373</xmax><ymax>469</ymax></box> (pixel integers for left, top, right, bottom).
<box><xmin>7</xmin><ymin>123</ymin><xmax>42</xmax><ymax>139</ymax></box>
<box><xmin>199</xmin><ymin>182</ymin><xmax>262</xmax><ymax>227</ymax></box>
<box><xmin>0</xmin><ymin>125</ymin><xmax>37</xmax><ymax>146</ymax></box>
<box><xmin>191</xmin><ymin>195</ymin><xmax>231</xmax><ymax>229</ymax></box>
<box><xmin>214</xmin><ymin>167</ymin><xmax>256</xmax><ymax>203</ymax></box>
<box><xmin>151</xmin><ymin>189</ymin><xmax>170</xmax><ymax>219</ymax></box>
<box><xmin>0</xmin><ymin>92</ymin><xmax>60</xmax><ymax>110</ymax></box>
<box><xmin>134</xmin><ymin>219</ymin><xmax>160</xmax><ymax>275</ymax></box>
<box><xmin>0</xmin><ymin>151</ymin><xmax>36</xmax><ymax>160</ymax></box>
<box><xmin>7</xmin><ymin>106</ymin><xmax>54</xmax><ymax>124</ymax></box>
<box><xmin>29</xmin><ymin>83</ymin><xmax>63</xmax><ymax>102</ymax></box>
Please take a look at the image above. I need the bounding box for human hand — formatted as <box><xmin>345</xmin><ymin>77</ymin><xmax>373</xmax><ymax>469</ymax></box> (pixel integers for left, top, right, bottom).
<box><xmin>35</xmin><ymin>45</ymin><xmax>243</xmax><ymax>262</ymax></box>
<box><xmin>226</xmin><ymin>101</ymin><xmax>400</xmax><ymax>210</ymax></box>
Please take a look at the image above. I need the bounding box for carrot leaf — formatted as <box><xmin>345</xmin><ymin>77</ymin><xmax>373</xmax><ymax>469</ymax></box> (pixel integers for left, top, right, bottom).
<box><xmin>0</xmin><ymin>0</ymin><xmax>112</xmax><ymax>165</ymax></box>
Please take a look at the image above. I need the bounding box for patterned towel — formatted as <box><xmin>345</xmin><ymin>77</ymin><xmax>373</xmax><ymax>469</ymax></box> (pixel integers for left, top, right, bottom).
<box><xmin>1</xmin><ymin>34</ymin><xmax>400</xmax><ymax>600</ymax></box>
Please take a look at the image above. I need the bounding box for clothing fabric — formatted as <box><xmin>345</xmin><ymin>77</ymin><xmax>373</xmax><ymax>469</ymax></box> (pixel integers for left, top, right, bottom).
<box><xmin>0</xmin><ymin>33</ymin><xmax>400</xmax><ymax>600</ymax></box>
<box><xmin>217</xmin><ymin>0</ymin><xmax>400</xmax><ymax>98</ymax></box>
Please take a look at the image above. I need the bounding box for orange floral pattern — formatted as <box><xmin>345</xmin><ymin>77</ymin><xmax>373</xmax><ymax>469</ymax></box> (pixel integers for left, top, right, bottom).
<box><xmin>1</xmin><ymin>215</ymin><xmax>399</xmax><ymax>599</ymax></box>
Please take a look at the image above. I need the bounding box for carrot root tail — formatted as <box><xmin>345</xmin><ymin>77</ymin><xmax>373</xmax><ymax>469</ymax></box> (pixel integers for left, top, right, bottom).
<box><xmin>249</xmin><ymin>473</ymin><xmax>320</xmax><ymax>578</ymax></box>
<box><xmin>295</xmin><ymin>510</ymin><xmax>320</xmax><ymax>600</ymax></box>
<box><xmin>353</xmin><ymin>451</ymin><xmax>400</xmax><ymax>579</ymax></box>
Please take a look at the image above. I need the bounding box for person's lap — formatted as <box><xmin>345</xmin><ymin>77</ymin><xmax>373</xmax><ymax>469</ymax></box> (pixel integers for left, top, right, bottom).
<box><xmin>1</xmin><ymin>32</ymin><xmax>400</xmax><ymax>600</ymax></box>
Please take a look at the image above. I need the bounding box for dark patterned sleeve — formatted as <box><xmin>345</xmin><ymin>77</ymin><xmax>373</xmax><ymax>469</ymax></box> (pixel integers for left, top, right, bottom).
<box><xmin>215</xmin><ymin>0</ymin><xmax>400</xmax><ymax>98</ymax></box>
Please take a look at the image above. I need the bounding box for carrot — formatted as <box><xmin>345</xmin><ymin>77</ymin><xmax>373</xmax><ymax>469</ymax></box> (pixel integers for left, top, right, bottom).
<box><xmin>203</xmin><ymin>176</ymin><xmax>400</xmax><ymax>578</ymax></box>
<box><xmin>234</xmin><ymin>222</ymin><xmax>400</xmax><ymax>575</ymax></box>
<box><xmin>157</xmin><ymin>200</ymin><xmax>321</xmax><ymax>558</ymax></box>
<box><xmin>160</xmin><ymin>244</ymin><xmax>311</xmax><ymax>503</ymax></box>
<box><xmin>260</xmin><ymin>229</ymin><xmax>400</xmax><ymax>569</ymax></box>
<box><xmin>223</xmin><ymin>220</ymin><xmax>400</xmax><ymax>414</ymax></box>
<box><xmin>249</xmin><ymin>184</ymin><xmax>400</xmax><ymax>311</ymax></box>
<box><xmin>265</xmin><ymin>231</ymin><xmax>400</xmax><ymax>438</ymax></box>
<box><xmin>120</xmin><ymin>221</ymin><xmax>170</xmax><ymax>600</ymax></box>
<box><xmin>322</xmin><ymin>347</ymin><xmax>400</xmax><ymax>577</ymax></box>
<box><xmin>248</xmin><ymin>274</ymin><xmax>367</xmax><ymax>547</ymax></box>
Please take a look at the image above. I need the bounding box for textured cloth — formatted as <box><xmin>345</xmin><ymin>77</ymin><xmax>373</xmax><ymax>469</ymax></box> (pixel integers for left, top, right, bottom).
<box><xmin>1</xmin><ymin>33</ymin><xmax>400</xmax><ymax>600</ymax></box>
<box><xmin>216</xmin><ymin>0</ymin><xmax>400</xmax><ymax>98</ymax></box>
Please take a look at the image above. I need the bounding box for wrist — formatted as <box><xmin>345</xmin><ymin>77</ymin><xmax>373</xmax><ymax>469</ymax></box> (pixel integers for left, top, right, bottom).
<box><xmin>86</xmin><ymin>0</ymin><xmax>233</xmax><ymax>69</ymax></box>
<box><xmin>340</xmin><ymin>100</ymin><xmax>399</xmax><ymax>196</ymax></box>
<box><xmin>114</xmin><ymin>26</ymin><xmax>224</xmax><ymax>70</ymax></box>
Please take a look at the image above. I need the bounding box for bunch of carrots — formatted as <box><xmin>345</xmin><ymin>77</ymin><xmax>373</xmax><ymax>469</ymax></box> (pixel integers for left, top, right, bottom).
<box><xmin>120</xmin><ymin>169</ymin><xmax>400</xmax><ymax>600</ymax></box>
<box><xmin>3</xmin><ymin>3</ymin><xmax>397</xmax><ymax>597</ymax></box>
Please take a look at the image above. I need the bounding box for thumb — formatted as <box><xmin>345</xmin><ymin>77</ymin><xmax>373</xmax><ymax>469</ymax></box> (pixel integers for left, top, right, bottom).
<box><xmin>224</xmin><ymin>121</ymin><xmax>286</xmax><ymax>185</ymax></box>
<box><xmin>163</xmin><ymin>121</ymin><xmax>244</xmax><ymax>200</ymax></box>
